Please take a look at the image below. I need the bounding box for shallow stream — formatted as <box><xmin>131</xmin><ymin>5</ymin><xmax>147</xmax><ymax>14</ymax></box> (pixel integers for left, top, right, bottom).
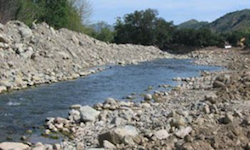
<box><xmin>0</xmin><ymin>59</ymin><xmax>222</xmax><ymax>143</ymax></box>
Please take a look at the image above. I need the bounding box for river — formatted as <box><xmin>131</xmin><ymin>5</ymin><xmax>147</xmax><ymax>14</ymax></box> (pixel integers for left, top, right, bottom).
<box><xmin>0</xmin><ymin>59</ymin><xmax>222</xmax><ymax>143</ymax></box>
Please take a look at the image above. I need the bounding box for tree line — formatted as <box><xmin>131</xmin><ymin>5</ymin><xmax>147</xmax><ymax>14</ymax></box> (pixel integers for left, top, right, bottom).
<box><xmin>112</xmin><ymin>9</ymin><xmax>250</xmax><ymax>50</ymax></box>
<box><xmin>0</xmin><ymin>0</ymin><xmax>92</xmax><ymax>33</ymax></box>
<box><xmin>0</xmin><ymin>3</ymin><xmax>249</xmax><ymax>50</ymax></box>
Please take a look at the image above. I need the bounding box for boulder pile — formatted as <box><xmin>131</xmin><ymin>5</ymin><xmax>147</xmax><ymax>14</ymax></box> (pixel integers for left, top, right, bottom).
<box><xmin>0</xmin><ymin>21</ymin><xmax>175</xmax><ymax>93</ymax></box>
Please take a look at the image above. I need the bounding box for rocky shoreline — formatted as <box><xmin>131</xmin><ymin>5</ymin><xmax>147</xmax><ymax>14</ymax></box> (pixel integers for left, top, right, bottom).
<box><xmin>1</xmin><ymin>21</ymin><xmax>250</xmax><ymax>150</ymax></box>
<box><xmin>1</xmin><ymin>47</ymin><xmax>249</xmax><ymax>150</ymax></box>
<box><xmin>0</xmin><ymin>21</ymin><xmax>184</xmax><ymax>94</ymax></box>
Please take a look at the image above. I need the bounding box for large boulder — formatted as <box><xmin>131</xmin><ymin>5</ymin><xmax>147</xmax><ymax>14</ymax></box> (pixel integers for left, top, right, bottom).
<box><xmin>80</xmin><ymin>105</ymin><xmax>100</xmax><ymax>122</ymax></box>
<box><xmin>0</xmin><ymin>142</ymin><xmax>30</xmax><ymax>150</ymax></box>
<box><xmin>98</xmin><ymin>125</ymin><xmax>139</xmax><ymax>146</ymax></box>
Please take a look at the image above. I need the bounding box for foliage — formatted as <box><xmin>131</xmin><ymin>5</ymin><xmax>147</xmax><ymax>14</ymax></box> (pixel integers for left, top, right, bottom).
<box><xmin>89</xmin><ymin>21</ymin><xmax>114</xmax><ymax>42</ymax></box>
<box><xmin>1</xmin><ymin>0</ymin><xmax>92</xmax><ymax>33</ymax></box>
<box><xmin>172</xmin><ymin>28</ymin><xmax>222</xmax><ymax>47</ymax></box>
<box><xmin>113</xmin><ymin>9</ymin><xmax>174</xmax><ymax>49</ymax></box>
<box><xmin>0</xmin><ymin>0</ymin><xmax>18</xmax><ymax>24</ymax></box>
<box><xmin>222</xmin><ymin>31</ymin><xmax>250</xmax><ymax>47</ymax></box>
<box><xmin>209</xmin><ymin>9</ymin><xmax>250</xmax><ymax>33</ymax></box>
<box><xmin>177</xmin><ymin>19</ymin><xmax>209</xmax><ymax>30</ymax></box>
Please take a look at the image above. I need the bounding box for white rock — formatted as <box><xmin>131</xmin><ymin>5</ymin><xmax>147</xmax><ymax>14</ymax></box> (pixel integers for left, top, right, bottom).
<box><xmin>80</xmin><ymin>105</ymin><xmax>100</xmax><ymax>122</ymax></box>
<box><xmin>0</xmin><ymin>86</ymin><xmax>7</xmax><ymax>93</ymax></box>
<box><xmin>103</xmin><ymin>140</ymin><xmax>116</xmax><ymax>149</ymax></box>
<box><xmin>0</xmin><ymin>142</ymin><xmax>29</xmax><ymax>150</ymax></box>
<box><xmin>154</xmin><ymin>129</ymin><xmax>170</xmax><ymax>140</ymax></box>
<box><xmin>144</xmin><ymin>94</ymin><xmax>152</xmax><ymax>101</ymax></box>
<box><xmin>175</xmin><ymin>127</ymin><xmax>193</xmax><ymax>139</ymax></box>
<box><xmin>98</xmin><ymin>125</ymin><xmax>139</xmax><ymax>145</ymax></box>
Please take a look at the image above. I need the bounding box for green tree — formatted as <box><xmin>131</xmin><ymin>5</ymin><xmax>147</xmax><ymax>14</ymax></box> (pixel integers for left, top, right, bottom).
<box><xmin>173</xmin><ymin>28</ymin><xmax>221</xmax><ymax>47</ymax></box>
<box><xmin>114</xmin><ymin>9</ymin><xmax>174</xmax><ymax>49</ymax></box>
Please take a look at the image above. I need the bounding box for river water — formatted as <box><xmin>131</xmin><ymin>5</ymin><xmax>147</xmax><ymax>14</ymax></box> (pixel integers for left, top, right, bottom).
<box><xmin>0</xmin><ymin>59</ymin><xmax>222</xmax><ymax>143</ymax></box>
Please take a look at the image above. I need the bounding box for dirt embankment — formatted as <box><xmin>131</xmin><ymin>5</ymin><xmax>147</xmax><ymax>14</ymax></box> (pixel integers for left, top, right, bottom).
<box><xmin>0</xmin><ymin>21</ymin><xmax>178</xmax><ymax>94</ymax></box>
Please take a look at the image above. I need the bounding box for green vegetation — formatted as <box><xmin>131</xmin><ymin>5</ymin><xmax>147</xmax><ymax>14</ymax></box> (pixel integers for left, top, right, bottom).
<box><xmin>177</xmin><ymin>19</ymin><xmax>209</xmax><ymax>30</ymax></box>
<box><xmin>90</xmin><ymin>22</ymin><xmax>114</xmax><ymax>43</ymax></box>
<box><xmin>173</xmin><ymin>28</ymin><xmax>222</xmax><ymax>47</ymax></box>
<box><xmin>209</xmin><ymin>9</ymin><xmax>250</xmax><ymax>33</ymax></box>
<box><xmin>1</xmin><ymin>0</ymin><xmax>93</xmax><ymax>33</ymax></box>
<box><xmin>114</xmin><ymin>9</ymin><xmax>174</xmax><ymax>49</ymax></box>
<box><xmin>1</xmin><ymin>1</ymin><xmax>250</xmax><ymax>50</ymax></box>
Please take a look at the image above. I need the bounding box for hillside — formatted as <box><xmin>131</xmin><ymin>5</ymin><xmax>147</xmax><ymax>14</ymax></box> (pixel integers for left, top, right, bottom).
<box><xmin>177</xmin><ymin>19</ymin><xmax>208</xmax><ymax>30</ymax></box>
<box><xmin>177</xmin><ymin>9</ymin><xmax>250</xmax><ymax>33</ymax></box>
<box><xmin>209</xmin><ymin>9</ymin><xmax>250</xmax><ymax>32</ymax></box>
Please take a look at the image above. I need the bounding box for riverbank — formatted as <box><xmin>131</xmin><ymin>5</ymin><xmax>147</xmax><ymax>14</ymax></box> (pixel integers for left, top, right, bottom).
<box><xmin>1</xmin><ymin>47</ymin><xmax>249</xmax><ymax>150</ymax></box>
<box><xmin>0</xmin><ymin>21</ymin><xmax>184</xmax><ymax>94</ymax></box>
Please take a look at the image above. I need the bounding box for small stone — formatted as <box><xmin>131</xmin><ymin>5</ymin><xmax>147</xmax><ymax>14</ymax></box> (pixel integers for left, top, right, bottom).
<box><xmin>213</xmin><ymin>80</ymin><xmax>225</xmax><ymax>88</ymax></box>
<box><xmin>76</xmin><ymin>142</ymin><xmax>84</xmax><ymax>150</ymax></box>
<box><xmin>123</xmin><ymin>135</ymin><xmax>135</xmax><ymax>146</ymax></box>
<box><xmin>0</xmin><ymin>86</ymin><xmax>7</xmax><ymax>93</ymax></box>
<box><xmin>203</xmin><ymin>105</ymin><xmax>210</xmax><ymax>114</ymax></box>
<box><xmin>175</xmin><ymin>127</ymin><xmax>193</xmax><ymax>139</ymax></box>
<box><xmin>205</xmin><ymin>93</ymin><xmax>217</xmax><ymax>104</ymax></box>
<box><xmin>53</xmin><ymin>143</ymin><xmax>61</xmax><ymax>150</ymax></box>
<box><xmin>222</xmin><ymin>113</ymin><xmax>234</xmax><ymax>124</ymax></box>
<box><xmin>70</xmin><ymin>104</ymin><xmax>82</xmax><ymax>110</ymax></box>
<box><xmin>103</xmin><ymin>140</ymin><xmax>116</xmax><ymax>149</ymax></box>
<box><xmin>144</xmin><ymin>94</ymin><xmax>152</xmax><ymax>101</ymax></box>
<box><xmin>154</xmin><ymin>129</ymin><xmax>169</xmax><ymax>140</ymax></box>
<box><xmin>233</xmin><ymin>110</ymin><xmax>243</xmax><ymax>118</ymax></box>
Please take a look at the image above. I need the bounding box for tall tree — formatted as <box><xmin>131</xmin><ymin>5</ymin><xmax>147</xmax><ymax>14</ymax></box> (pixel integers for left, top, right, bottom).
<box><xmin>0</xmin><ymin>0</ymin><xmax>18</xmax><ymax>24</ymax></box>
<box><xmin>114</xmin><ymin>9</ymin><xmax>174</xmax><ymax>49</ymax></box>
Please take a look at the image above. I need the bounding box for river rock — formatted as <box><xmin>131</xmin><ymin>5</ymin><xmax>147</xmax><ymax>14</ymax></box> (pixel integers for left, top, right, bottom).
<box><xmin>205</xmin><ymin>93</ymin><xmax>218</xmax><ymax>104</ymax></box>
<box><xmin>19</xmin><ymin>26</ymin><xmax>33</xmax><ymax>39</ymax></box>
<box><xmin>0</xmin><ymin>34</ymin><xmax>10</xmax><ymax>44</ymax></box>
<box><xmin>213</xmin><ymin>80</ymin><xmax>225</xmax><ymax>88</ymax></box>
<box><xmin>103</xmin><ymin>140</ymin><xmax>116</xmax><ymax>149</ymax></box>
<box><xmin>69</xmin><ymin>109</ymin><xmax>81</xmax><ymax>122</ymax></box>
<box><xmin>222</xmin><ymin>113</ymin><xmax>234</xmax><ymax>124</ymax></box>
<box><xmin>144</xmin><ymin>94</ymin><xmax>152</xmax><ymax>101</ymax></box>
<box><xmin>153</xmin><ymin>129</ymin><xmax>170</xmax><ymax>140</ymax></box>
<box><xmin>80</xmin><ymin>105</ymin><xmax>100</xmax><ymax>122</ymax></box>
<box><xmin>181</xmin><ymin>140</ymin><xmax>214</xmax><ymax>150</ymax></box>
<box><xmin>98</xmin><ymin>125</ymin><xmax>139</xmax><ymax>145</ymax></box>
<box><xmin>0</xmin><ymin>80</ymin><xmax>12</xmax><ymax>89</ymax></box>
<box><xmin>70</xmin><ymin>104</ymin><xmax>82</xmax><ymax>110</ymax></box>
<box><xmin>0</xmin><ymin>142</ymin><xmax>30</xmax><ymax>150</ymax></box>
<box><xmin>175</xmin><ymin>126</ymin><xmax>193</xmax><ymax>139</ymax></box>
<box><xmin>0</xmin><ymin>86</ymin><xmax>7</xmax><ymax>93</ymax></box>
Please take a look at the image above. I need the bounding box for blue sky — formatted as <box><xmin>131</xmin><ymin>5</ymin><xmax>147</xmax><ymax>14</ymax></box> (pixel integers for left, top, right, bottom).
<box><xmin>88</xmin><ymin>0</ymin><xmax>250</xmax><ymax>25</ymax></box>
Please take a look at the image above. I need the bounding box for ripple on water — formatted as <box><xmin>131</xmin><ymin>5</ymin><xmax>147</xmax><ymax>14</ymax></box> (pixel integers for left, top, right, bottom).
<box><xmin>7</xmin><ymin>101</ymin><xmax>21</xmax><ymax>106</ymax></box>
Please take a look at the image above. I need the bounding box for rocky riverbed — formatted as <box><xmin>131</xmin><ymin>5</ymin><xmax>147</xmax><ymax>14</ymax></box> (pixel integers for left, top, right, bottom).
<box><xmin>0</xmin><ymin>21</ymin><xmax>182</xmax><ymax>94</ymax></box>
<box><xmin>1</xmin><ymin>47</ymin><xmax>249</xmax><ymax>150</ymax></box>
<box><xmin>1</xmin><ymin>21</ymin><xmax>250</xmax><ymax>150</ymax></box>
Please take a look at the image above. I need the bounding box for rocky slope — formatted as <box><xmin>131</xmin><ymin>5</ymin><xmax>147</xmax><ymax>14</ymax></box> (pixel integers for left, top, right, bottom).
<box><xmin>0</xmin><ymin>21</ymin><xmax>175</xmax><ymax>94</ymax></box>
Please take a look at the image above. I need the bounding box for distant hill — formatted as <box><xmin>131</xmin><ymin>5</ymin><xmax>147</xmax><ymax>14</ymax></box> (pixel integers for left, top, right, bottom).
<box><xmin>177</xmin><ymin>19</ymin><xmax>209</xmax><ymax>30</ymax></box>
<box><xmin>89</xmin><ymin>21</ymin><xmax>114</xmax><ymax>33</ymax></box>
<box><xmin>209</xmin><ymin>9</ymin><xmax>250</xmax><ymax>32</ymax></box>
<box><xmin>177</xmin><ymin>9</ymin><xmax>250</xmax><ymax>33</ymax></box>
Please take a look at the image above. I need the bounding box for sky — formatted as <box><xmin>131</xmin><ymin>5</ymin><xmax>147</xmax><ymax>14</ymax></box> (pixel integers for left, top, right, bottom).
<box><xmin>88</xmin><ymin>0</ymin><xmax>250</xmax><ymax>25</ymax></box>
